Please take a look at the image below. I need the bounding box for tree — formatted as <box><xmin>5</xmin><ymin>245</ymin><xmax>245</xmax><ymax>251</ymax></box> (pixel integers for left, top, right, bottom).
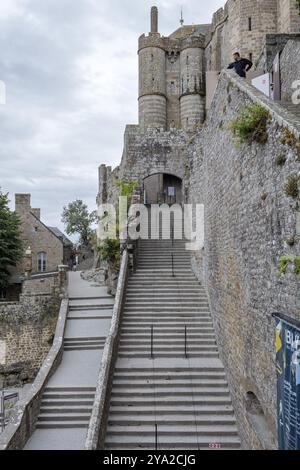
<box><xmin>61</xmin><ymin>199</ymin><xmax>97</xmax><ymax>246</ymax></box>
<box><xmin>0</xmin><ymin>190</ymin><xmax>23</xmax><ymax>290</ymax></box>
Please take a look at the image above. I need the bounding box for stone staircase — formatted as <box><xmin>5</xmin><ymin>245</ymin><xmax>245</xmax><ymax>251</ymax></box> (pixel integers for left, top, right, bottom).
<box><xmin>36</xmin><ymin>387</ymin><xmax>95</xmax><ymax>429</ymax></box>
<box><xmin>24</xmin><ymin>273</ymin><xmax>114</xmax><ymax>450</ymax></box>
<box><xmin>104</xmin><ymin>216</ymin><xmax>241</xmax><ymax>450</ymax></box>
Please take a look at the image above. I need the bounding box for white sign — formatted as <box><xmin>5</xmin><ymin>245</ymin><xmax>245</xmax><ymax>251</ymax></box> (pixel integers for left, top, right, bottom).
<box><xmin>168</xmin><ymin>187</ymin><xmax>175</xmax><ymax>197</ymax></box>
<box><xmin>0</xmin><ymin>341</ymin><xmax>6</xmax><ymax>365</ymax></box>
<box><xmin>252</xmin><ymin>73</ymin><xmax>271</xmax><ymax>98</ymax></box>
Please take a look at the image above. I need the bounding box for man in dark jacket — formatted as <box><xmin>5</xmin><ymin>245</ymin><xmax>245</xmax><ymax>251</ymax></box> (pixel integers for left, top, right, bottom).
<box><xmin>227</xmin><ymin>52</ymin><xmax>253</xmax><ymax>78</ymax></box>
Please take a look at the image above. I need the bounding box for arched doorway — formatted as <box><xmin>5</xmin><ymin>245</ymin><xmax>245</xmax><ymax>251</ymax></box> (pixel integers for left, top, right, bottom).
<box><xmin>143</xmin><ymin>173</ymin><xmax>183</xmax><ymax>205</ymax></box>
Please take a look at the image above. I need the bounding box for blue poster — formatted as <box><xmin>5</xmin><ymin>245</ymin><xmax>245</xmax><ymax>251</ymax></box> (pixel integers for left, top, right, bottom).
<box><xmin>275</xmin><ymin>317</ymin><xmax>300</xmax><ymax>450</ymax></box>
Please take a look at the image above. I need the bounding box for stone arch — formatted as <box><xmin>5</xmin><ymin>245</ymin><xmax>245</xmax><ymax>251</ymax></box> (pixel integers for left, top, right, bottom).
<box><xmin>143</xmin><ymin>172</ymin><xmax>183</xmax><ymax>205</ymax></box>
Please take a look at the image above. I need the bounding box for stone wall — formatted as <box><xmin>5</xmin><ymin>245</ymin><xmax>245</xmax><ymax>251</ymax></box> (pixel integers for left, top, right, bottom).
<box><xmin>280</xmin><ymin>39</ymin><xmax>300</xmax><ymax>102</ymax></box>
<box><xmin>0</xmin><ymin>294</ymin><xmax>60</xmax><ymax>387</ymax></box>
<box><xmin>188</xmin><ymin>71</ymin><xmax>300</xmax><ymax>449</ymax></box>
<box><xmin>277</xmin><ymin>0</ymin><xmax>300</xmax><ymax>33</ymax></box>
<box><xmin>98</xmin><ymin>126</ymin><xmax>190</xmax><ymax>208</ymax></box>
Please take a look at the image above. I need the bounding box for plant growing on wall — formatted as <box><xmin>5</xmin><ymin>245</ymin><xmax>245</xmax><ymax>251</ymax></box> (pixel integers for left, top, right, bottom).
<box><xmin>98</xmin><ymin>179</ymin><xmax>138</xmax><ymax>269</ymax></box>
<box><xmin>98</xmin><ymin>238</ymin><xmax>121</xmax><ymax>270</ymax></box>
<box><xmin>283</xmin><ymin>173</ymin><xmax>300</xmax><ymax>199</ymax></box>
<box><xmin>0</xmin><ymin>190</ymin><xmax>23</xmax><ymax>290</ymax></box>
<box><xmin>229</xmin><ymin>103</ymin><xmax>271</xmax><ymax>145</ymax></box>
<box><xmin>296</xmin><ymin>0</ymin><xmax>300</xmax><ymax>15</ymax></box>
<box><xmin>118</xmin><ymin>179</ymin><xmax>139</xmax><ymax>209</ymax></box>
<box><xmin>278</xmin><ymin>255</ymin><xmax>300</xmax><ymax>276</ymax></box>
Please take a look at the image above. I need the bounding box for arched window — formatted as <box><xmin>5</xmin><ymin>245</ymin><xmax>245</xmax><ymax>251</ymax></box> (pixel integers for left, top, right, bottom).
<box><xmin>38</xmin><ymin>252</ymin><xmax>47</xmax><ymax>273</ymax></box>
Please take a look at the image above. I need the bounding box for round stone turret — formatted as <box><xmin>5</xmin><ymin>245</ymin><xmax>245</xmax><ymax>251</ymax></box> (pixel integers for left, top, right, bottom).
<box><xmin>138</xmin><ymin>7</ymin><xmax>167</xmax><ymax>130</ymax></box>
<box><xmin>180</xmin><ymin>37</ymin><xmax>205</xmax><ymax>132</ymax></box>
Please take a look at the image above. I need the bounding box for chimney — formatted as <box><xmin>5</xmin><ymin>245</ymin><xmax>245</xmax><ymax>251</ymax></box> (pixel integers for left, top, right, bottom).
<box><xmin>151</xmin><ymin>6</ymin><xmax>158</xmax><ymax>33</ymax></box>
<box><xmin>31</xmin><ymin>208</ymin><xmax>41</xmax><ymax>220</ymax></box>
<box><xmin>15</xmin><ymin>194</ymin><xmax>31</xmax><ymax>214</ymax></box>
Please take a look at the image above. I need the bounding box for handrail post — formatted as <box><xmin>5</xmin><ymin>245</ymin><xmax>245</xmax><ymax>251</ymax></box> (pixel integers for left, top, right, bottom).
<box><xmin>185</xmin><ymin>326</ymin><xmax>187</xmax><ymax>359</ymax></box>
<box><xmin>171</xmin><ymin>254</ymin><xmax>175</xmax><ymax>277</ymax></box>
<box><xmin>155</xmin><ymin>423</ymin><xmax>158</xmax><ymax>450</ymax></box>
<box><xmin>1</xmin><ymin>391</ymin><xmax>4</xmax><ymax>431</ymax></box>
<box><xmin>151</xmin><ymin>325</ymin><xmax>154</xmax><ymax>359</ymax></box>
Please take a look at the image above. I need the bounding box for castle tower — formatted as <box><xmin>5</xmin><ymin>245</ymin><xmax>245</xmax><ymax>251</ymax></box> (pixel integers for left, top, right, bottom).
<box><xmin>180</xmin><ymin>37</ymin><xmax>205</xmax><ymax>132</ymax></box>
<box><xmin>138</xmin><ymin>7</ymin><xmax>167</xmax><ymax>130</ymax></box>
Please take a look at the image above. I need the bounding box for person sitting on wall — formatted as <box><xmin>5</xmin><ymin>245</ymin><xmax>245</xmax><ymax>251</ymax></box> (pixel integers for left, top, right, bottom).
<box><xmin>227</xmin><ymin>52</ymin><xmax>253</xmax><ymax>78</ymax></box>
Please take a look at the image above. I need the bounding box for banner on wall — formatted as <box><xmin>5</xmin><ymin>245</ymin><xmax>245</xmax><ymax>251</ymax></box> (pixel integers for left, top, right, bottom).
<box><xmin>275</xmin><ymin>314</ymin><xmax>300</xmax><ymax>450</ymax></box>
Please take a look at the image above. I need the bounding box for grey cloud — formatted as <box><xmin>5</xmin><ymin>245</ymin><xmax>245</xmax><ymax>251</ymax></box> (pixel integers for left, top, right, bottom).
<box><xmin>0</xmin><ymin>0</ymin><xmax>224</xmax><ymax>233</ymax></box>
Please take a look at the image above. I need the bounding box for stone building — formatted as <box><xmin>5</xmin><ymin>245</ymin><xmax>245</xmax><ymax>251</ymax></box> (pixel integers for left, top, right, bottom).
<box><xmin>11</xmin><ymin>194</ymin><xmax>73</xmax><ymax>280</ymax></box>
<box><xmin>96</xmin><ymin>4</ymin><xmax>300</xmax><ymax>450</ymax></box>
<box><xmin>98</xmin><ymin>2</ymin><xmax>300</xmax><ymax>213</ymax></box>
<box><xmin>206</xmin><ymin>0</ymin><xmax>300</xmax><ymax>72</ymax></box>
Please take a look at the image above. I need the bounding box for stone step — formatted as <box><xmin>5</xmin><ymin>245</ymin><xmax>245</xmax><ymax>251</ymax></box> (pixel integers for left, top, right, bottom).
<box><xmin>109</xmin><ymin>405</ymin><xmax>234</xmax><ymax>415</ymax></box>
<box><xmin>64</xmin><ymin>345</ymin><xmax>104</xmax><ymax>351</ymax></box>
<box><xmin>113</xmin><ymin>372</ymin><xmax>225</xmax><ymax>380</ymax></box>
<box><xmin>114</xmin><ymin>367</ymin><xmax>225</xmax><ymax>373</ymax></box>
<box><xmin>36</xmin><ymin>422</ymin><xmax>89</xmax><ymax>429</ymax></box>
<box><xmin>108</xmin><ymin>415</ymin><xmax>236</xmax><ymax>425</ymax></box>
<box><xmin>64</xmin><ymin>337</ymin><xmax>106</xmax><ymax>342</ymax></box>
<box><xmin>118</xmin><ymin>345</ymin><xmax>218</xmax><ymax>352</ymax></box>
<box><xmin>67</xmin><ymin>315</ymin><xmax>112</xmax><ymax>320</ymax></box>
<box><xmin>111</xmin><ymin>388</ymin><xmax>229</xmax><ymax>397</ymax></box>
<box><xmin>110</xmin><ymin>396</ymin><xmax>232</xmax><ymax>406</ymax></box>
<box><xmin>43</xmin><ymin>392</ymin><xmax>95</xmax><ymax>399</ymax></box>
<box><xmin>121</xmin><ymin>328</ymin><xmax>215</xmax><ymax>334</ymax></box>
<box><xmin>124</xmin><ymin>300</ymin><xmax>209</xmax><ymax>305</ymax></box>
<box><xmin>105</xmin><ymin>434</ymin><xmax>241</xmax><ymax>448</ymax></box>
<box><xmin>106</xmin><ymin>424</ymin><xmax>238</xmax><ymax>436</ymax></box>
<box><xmin>69</xmin><ymin>305</ymin><xmax>113</xmax><ymax>311</ymax></box>
<box><xmin>118</xmin><ymin>352</ymin><xmax>219</xmax><ymax>358</ymax></box>
<box><xmin>112</xmin><ymin>380</ymin><xmax>227</xmax><ymax>388</ymax></box>
<box><xmin>44</xmin><ymin>387</ymin><xmax>96</xmax><ymax>392</ymax></box>
<box><xmin>69</xmin><ymin>296</ymin><xmax>111</xmax><ymax>301</ymax></box>
<box><xmin>121</xmin><ymin>321</ymin><xmax>213</xmax><ymax>327</ymax></box>
<box><xmin>123</xmin><ymin>307</ymin><xmax>211</xmax><ymax>313</ymax></box>
<box><xmin>119</xmin><ymin>340</ymin><xmax>216</xmax><ymax>346</ymax></box>
<box><xmin>120</xmin><ymin>333</ymin><xmax>215</xmax><ymax>339</ymax></box>
<box><xmin>38</xmin><ymin>413</ymin><xmax>90</xmax><ymax>422</ymax></box>
<box><xmin>40</xmin><ymin>407</ymin><xmax>93</xmax><ymax>414</ymax></box>
<box><xmin>41</xmin><ymin>399</ymin><xmax>94</xmax><ymax>407</ymax></box>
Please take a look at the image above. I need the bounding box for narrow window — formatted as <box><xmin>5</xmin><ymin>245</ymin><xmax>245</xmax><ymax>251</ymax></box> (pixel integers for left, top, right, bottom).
<box><xmin>248</xmin><ymin>17</ymin><xmax>252</xmax><ymax>31</ymax></box>
<box><xmin>38</xmin><ymin>252</ymin><xmax>47</xmax><ymax>273</ymax></box>
<box><xmin>186</xmin><ymin>55</ymin><xmax>189</xmax><ymax>65</ymax></box>
<box><xmin>249</xmin><ymin>52</ymin><xmax>253</xmax><ymax>62</ymax></box>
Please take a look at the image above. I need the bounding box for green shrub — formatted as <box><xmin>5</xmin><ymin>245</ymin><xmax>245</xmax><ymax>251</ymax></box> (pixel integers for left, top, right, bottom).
<box><xmin>98</xmin><ymin>238</ymin><xmax>120</xmax><ymax>269</ymax></box>
<box><xmin>296</xmin><ymin>0</ymin><xmax>300</xmax><ymax>15</ymax></box>
<box><xmin>229</xmin><ymin>103</ymin><xmax>271</xmax><ymax>145</ymax></box>
<box><xmin>276</xmin><ymin>153</ymin><xmax>287</xmax><ymax>166</ymax></box>
<box><xmin>278</xmin><ymin>255</ymin><xmax>300</xmax><ymax>276</ymax></box>
<box><xmin>283</xmin><ymin>173</ymin><xmax>300</xmax><ymax>199</ymax></box>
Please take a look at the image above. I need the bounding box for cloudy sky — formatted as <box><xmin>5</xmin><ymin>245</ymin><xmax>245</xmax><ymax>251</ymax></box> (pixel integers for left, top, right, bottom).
<box><xmin>0</xmin><ymin>0</ymin><xmax>224</xmax><ymax>236</ymax></box>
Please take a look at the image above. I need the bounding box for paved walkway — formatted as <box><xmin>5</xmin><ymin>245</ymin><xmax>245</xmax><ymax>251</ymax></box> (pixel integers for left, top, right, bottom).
<box><xmin>25</xmin><ymin>272</ymin><xmax>113</xmax><ymax>450</ymax></box>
